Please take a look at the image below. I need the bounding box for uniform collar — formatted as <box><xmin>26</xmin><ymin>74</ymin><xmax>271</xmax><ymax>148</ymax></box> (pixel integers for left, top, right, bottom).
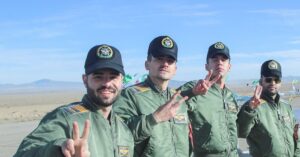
<box><xmin>145</xmin><ymin>77</ymin><xmax>170</xmax><ymax>95</ymax></box>
<box><xmin>212</xmin><ymin>83</ymin><xmax>228</xmax><ymax>91</ymax></box>
<box><xmin>82</xmin><ymin>94</ymin><xmax>115</xmax><ymax>122</ymax></box>
<box><xmin>82</xmin><ymin>94</ymin><xmax>99</xmax><ymax>112</ymax></box>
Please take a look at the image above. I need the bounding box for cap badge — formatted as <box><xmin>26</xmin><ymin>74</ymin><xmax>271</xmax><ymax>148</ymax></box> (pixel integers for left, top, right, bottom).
<box><xmin>214</xmin><ymin>42</ymin><xmax>225</xmax><ymax>49</ymax></box>
<box><xmin>268</xmin><ymin>61</ymin><xmax>278</xmax><ymax>70</ymax></box>
<box><xmin>97</xmin><ymin>45</ymin><xmax>113</xmax><ymax>59</ymax></box>
<box><xmin>161</xmin><ymin>37</ymin><xmax>174</xmax><ymax>48</ymax></box>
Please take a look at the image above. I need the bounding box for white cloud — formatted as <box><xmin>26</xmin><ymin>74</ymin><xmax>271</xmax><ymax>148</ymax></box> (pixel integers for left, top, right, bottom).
<box><xmin>249</xmin><ymin>9</ymin><xmax>300</xmax><ymax>27</ymax></box>
<box><xmin>290</xmin><ymin>40</ymin><xmax>300</xmax><ymax>44</ymax></box>
<box><xmin>158</xmin><ymin>3</ymin><xmax>218</xmax><ymax>18</ymax></box>
<box><xmin>249</xmin><ymin>9</ymin><xmax>300</xmax><ymax>17</ymax></box>
<box><xmin>0</xmin><ymin>48</ymin><xmax>84</xmax><ymax>70</ymax></box>
<box><xmin>289</xmin><ymin>37</ymin><xmax>300</xmax><ymax>45</ymax></box>
<box><xmin>233</xmin><ymin>49</ymin><xmax>300</xmax><ymax>59</ymax></box>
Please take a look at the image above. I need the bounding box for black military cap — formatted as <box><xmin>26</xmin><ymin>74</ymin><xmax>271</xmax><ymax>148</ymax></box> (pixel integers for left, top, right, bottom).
<box><xmin>148</xmin><ymin>35</ymin><xmax>178</xmax><ymax>60</ymax></box>
<box><xmin>84</xmin><ymin>44</ymin><xmax>125</xmax><ymax>75</ymax></box>
<box><xmin>207</xmin><ymin>42</ymin><xmax>230</xmax><ymax>62</ymax></box>
<box><xmin>261</xmin><ymin>60</ymin><xmax>282</xmax><ymax>78</ymax></box>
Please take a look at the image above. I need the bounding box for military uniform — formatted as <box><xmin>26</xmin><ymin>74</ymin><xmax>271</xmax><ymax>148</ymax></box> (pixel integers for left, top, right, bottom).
<box><xmin>238</xmin><ymin>93</ymin><xmax>300</xmax><ymax>157</ymax></box>
<box><xmin>113</xmin><ymin>78</ymin><xmax>190</xmax><ymax>157</ymax></box>
<box><xmin>14</xmin><ymin>95</ymin><xmax>134</xmax><ymax>157</ymax></box>
<box><xmin>113</xmin><ymin>35</ymin><xmax>189</xmax><ymax>157</ymax></box>
<box><xmin>178</xmin><ymin>42</ymin><xmax>239</xmax><ymax>157</ymax></box>
<box><xmin>237</xmin><ymin>60</ymin><xmax>300</xmax><ymax>157</ymax></box>
<box><xmin>180</xmin><ymin>81</ymin><xmax>239</xmax><ymax>157</ymax></box>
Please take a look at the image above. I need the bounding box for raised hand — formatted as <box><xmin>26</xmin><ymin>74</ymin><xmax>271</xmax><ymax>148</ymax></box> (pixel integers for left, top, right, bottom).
<box><xmin>249</xmin><ymin>85</ymin><xmax>262</xmax><ymax>109</ymax></box>
<box><xmin>192</xmin><ymin>70</ymin><xmax>221</xmax><ymax>95</ymax></box>
<box><xmin>61</xmin><ymin>120</ymin><xmax>91</xmax><ymax>157</ymax></box>
<box><xmin>153</xmin><ymin>90</ymin><xmax>188</xmax><ymax>123</ymax></box>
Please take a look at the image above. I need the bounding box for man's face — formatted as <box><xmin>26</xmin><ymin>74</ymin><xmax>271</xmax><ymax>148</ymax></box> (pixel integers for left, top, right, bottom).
<box><xmin>146</xmin><ymin>55</ymin><xmax>177</xmax><ymax>81</ymax></box>
<box><xmin>206</xmin><ymin>54</ymin><xmax>231</xmax><ymax>78</ymax></box>
<box><xmin>260</xmin><ymin>76</ymin><xmax>281</xmax><ymax>96</ymax></box>
<box><xmin>83</xmin><ymin>69</ymin><xmax>123</xmax><ymax>107</ymax></box>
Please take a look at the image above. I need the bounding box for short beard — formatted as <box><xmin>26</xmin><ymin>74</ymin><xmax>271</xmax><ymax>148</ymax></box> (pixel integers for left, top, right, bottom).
<box><xmin>263</xmin><ymin>89</ymin><xmax>277</xmax><ymax>97</ymax></box>
<box><xmin>86</xmin><ymin>85</ymin><xmax>119</xmax><ymax>108</ymax></box>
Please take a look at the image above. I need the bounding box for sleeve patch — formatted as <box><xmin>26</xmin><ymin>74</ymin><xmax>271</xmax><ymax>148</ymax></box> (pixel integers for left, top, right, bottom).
<box><xmin>63</xmin><ymin>103</ymin><xmax>88</xmax><ymax>114</ymax></box>
<box><xmin>132</xmin><ymin>84</ymin><xmax>150</xmax><ymax>93</ymax></box>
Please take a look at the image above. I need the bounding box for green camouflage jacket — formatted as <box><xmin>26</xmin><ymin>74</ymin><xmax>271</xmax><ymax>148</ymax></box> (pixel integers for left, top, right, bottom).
<box><xmin>238</xmin><ymin>93</ymin><xmax>300</xmax><ymax>157</ymax></box>
<box><xmin>179</xmin><ymin>81</ymin><xmax>239</xmax><ymax>157</ymax></box>
<box><xmin>14</xmin><ymin>95</ymin><xmax>134</xmax><ymax>157</ymax></box>
<box><xmin>113</xmin><ymin>78</ymin><xmax>190</xmax><ymax>157</ymax></box>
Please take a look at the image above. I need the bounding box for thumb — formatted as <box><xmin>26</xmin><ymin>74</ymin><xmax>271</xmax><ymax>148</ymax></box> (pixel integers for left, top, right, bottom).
<box><xmin>172</xmin><ymin>96</ymin><xmax>188</xmax><ymax>109</ymax></box>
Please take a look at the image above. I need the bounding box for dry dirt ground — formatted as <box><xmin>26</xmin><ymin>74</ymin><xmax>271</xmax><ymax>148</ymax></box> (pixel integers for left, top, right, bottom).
<box><xmin>0</xmin><ymin>85</ymin><xmax>299</xmax><ymax>157</ymax></box>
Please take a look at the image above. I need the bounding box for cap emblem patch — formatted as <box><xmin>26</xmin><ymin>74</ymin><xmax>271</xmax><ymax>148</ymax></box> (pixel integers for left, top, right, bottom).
<box><xmin>97</xmin><ymin>45</ymin><xmax>113</xmax><ymax>58</ymax></box>
<box><xmin>161</xmin><ymin>37</ymin><xmax>174</xmax><ymax>48</ymax></box>
<box><xmin>214</xmin><ymin>42</ymin><xmax>225</xmax><ymax>49</ymax></box>
<box><xmin>268</xmin><ymin>61</ymin><xmax>278</xmax><ymax>70</ymax></box>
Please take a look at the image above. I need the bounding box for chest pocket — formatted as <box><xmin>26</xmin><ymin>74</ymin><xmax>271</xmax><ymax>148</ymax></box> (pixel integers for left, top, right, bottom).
<box><xmin>173</xmin><ymin>113</ymin><xmax>188</xmax><ymax>124</ymax></box>
<box><xmin>118</xmin><ymin>146</ymin><xmax>130</xmax><ymax>157</ymax></box>
<box><xmin>282</xmin><ymin>114</ymin><xmax>292</xmax><ymax>124</ymax></box>
<box><xmin>281</xmin><ymin>113</ymin><xmax>294</xmax><ymax>133</ymax></box>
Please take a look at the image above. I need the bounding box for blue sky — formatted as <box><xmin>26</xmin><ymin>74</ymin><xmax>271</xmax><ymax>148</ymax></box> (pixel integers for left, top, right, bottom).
<box><xmin>1</xmin><ymin>0</ymin><xmax>300</xmax><ymax>84</ymax></box>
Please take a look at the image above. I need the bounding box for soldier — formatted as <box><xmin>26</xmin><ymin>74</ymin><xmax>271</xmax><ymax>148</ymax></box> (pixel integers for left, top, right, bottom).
<box><xmin>238</xmin><ymin>60</ymin><xmax>300</xmax><ymax>157</ymax></box>
<box><xmin>113</xmin><ymin>35</ymin><xmax>190</xmax><ymax>157</ymax></box>
<box><xmin>179</xmin><ymin>42</ymin><xmax>239</xmax><ymax>157</ymax></box>
<box><xmin>14</xmin><ymin>44</ymin><xmax>134</xmax><ymax>157</ymax></box>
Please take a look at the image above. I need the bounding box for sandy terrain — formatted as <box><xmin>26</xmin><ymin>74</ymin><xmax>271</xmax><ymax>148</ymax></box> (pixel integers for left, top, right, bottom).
<box><xmin>0</xmin><ymin>121</ymin><xmax>39</xmax><ymax>157</ymax></box>
<box><xmin>0</xmin><ymin>86</ymin><xmax>299</xmax><ymax>157</ymax></box>
<box><xmin>0</xmin><ymin>91</ymin><xmax>84</xmax><ymax>157</ymax></box>
<box><xmin>0</xmin><ymin>91</ymin><xmax>84</xmax><ymax>124</ymax></box>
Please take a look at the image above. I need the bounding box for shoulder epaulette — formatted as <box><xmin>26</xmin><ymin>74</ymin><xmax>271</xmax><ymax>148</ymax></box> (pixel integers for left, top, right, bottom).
<box><xmin>130</xmin><ymin>83</ymin><xmax>151</xmax><ymax>93</ymax></box>
<box><xmin>62</xmin><ymin>102</ymin><xmax>89</xmax><ymax>114</ymax></box>
<box><xmin>280</xmin><ymin>99</ymin><xmax>290</xmax><ymax>105</ymax></box>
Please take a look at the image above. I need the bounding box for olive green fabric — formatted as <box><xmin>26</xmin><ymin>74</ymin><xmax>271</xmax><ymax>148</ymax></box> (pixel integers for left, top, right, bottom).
<box><xmin>238</xmin><ymin>93</ymin><xmax>300</xmax><ymax>157</ymax></box>
<box><xmin>14</xmin><ymin>95</ymin><xmax>134</xmax><ymax>157</ymax></box>
<box><xmin>113</xmin><ymin>77</ymin><xmax>190</xmax><ymax>157</ymax></box>
<box><xmin>179</xmin><ymin>81</ymin><xmax>239</xmax><ymax>157</ymax></box>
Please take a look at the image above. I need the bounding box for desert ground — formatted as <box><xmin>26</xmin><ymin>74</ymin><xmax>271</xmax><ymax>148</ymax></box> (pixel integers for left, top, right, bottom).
<box><xmin>0</xmin><ymin>83</ymin><xmax>299</xmax><ymax>157</ymax></box>
<box><xmin>0</xmin><ymin>90</ymin><xmax>84</xmax><ymax>157</ymax></box>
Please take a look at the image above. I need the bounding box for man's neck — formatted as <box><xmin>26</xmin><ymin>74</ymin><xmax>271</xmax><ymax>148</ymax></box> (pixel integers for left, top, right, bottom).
<box><xmin>149</xmin><ymin>76</ymin><xmax>169</xmax><ymax>91</ymax></box>
<box><xmin>99</xmin><ymin>106</ymin><xmax>112</xmax><ymax>119</ymax></box>
<box><xmin>215</xmin><ymin>77</ymin><xmax>226</xmax><ymax>89</ymax></box>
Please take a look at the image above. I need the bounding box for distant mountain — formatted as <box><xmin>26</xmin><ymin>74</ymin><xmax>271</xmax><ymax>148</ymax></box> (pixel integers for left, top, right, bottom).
<box><xmin>169</xmin><ymin>80</ymin><xmax>186</xmax><ymax>88</ymax></box>
<box><xmin>1</xmin><ymin>76</ymin><xmax>299</xmax><ymax>94</ymax></box>
<box><xmin>0</xmin><ymin>79</ymin><xmax>84</xmax><ymax>94</ymax></box>
<box><xmin>24</xmin><ymin>79</ymin><xmax>83</xmax><ymax>88</ymax></box>
<box><xmin>283</xmin><ymin>76</ymin><xmax>300</xmax><ymax>82</ymax></box>
<box><xmin>228</xmin><ymin>76</ymin><xmax>300</xmax><ymax>85</ymax></box>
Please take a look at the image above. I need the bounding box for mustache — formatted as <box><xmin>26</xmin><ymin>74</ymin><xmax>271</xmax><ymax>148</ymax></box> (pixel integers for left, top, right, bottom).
<box><xmin>159</xmin><ymin>66</ymin><xmax>169</xmax><ymax>71</ymax></box>
<box><xmin>97</xmin><ymin>86</ymin><xmax>116</xmax><ymax>92</ymax></box>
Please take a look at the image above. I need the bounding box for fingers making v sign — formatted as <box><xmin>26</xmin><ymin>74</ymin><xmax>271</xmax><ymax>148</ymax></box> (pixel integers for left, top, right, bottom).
<box><xmin>249</xmin><ymin>85</ymin><xmax>263</xmax><ymax>109</ymax></box>
<box><xmin>61</xmin><ymin>120</ymin><xmax>91</xmax><ymax>157</ymax></box>
<box><xmin>192</xmin><ymin>70</ymin><xmax>221</xmax><ymax>95</ymax></box>
<box><xmin>153</xmin><ymin>90</ymin><xmax>188</xmax><ymax>123</ymax></box>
